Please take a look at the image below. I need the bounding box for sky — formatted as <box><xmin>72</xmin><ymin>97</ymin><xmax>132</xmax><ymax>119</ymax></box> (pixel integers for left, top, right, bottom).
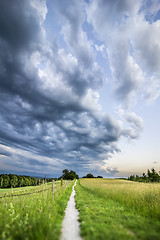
<box><xmin>0</xmin><ymin>0</ymin><xmax>160</xmax><ymax>178</ymax></box>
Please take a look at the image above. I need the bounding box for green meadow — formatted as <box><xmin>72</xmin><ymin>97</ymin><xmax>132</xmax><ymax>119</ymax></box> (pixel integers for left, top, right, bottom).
<box><xmin>1</xmin><ymin>178</ymin><xmax>160</xmax><ymax>240</ymax></box>
<box><xmin>0</xmin><ymin>180</ymin><xmax>73</xmax><ymax>240</ymax></box>
<box><xmin>75</xmin><ymin>178</ymin><xmax>160</xmax><ymax>240</ymax></box>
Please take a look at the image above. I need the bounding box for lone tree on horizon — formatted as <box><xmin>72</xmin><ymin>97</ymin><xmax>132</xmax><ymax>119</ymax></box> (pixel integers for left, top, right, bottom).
<box><xmin>61</xmin><ymin>169</ymin><xmax>79</xmax><ymax>180</ymax></box>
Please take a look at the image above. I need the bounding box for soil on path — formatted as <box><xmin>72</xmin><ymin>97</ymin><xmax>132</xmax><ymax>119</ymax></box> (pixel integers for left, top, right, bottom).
<box><xmin>61</xmin><ymin>180</ymin><xmax>82</xmax><ymax>240</ymax></box>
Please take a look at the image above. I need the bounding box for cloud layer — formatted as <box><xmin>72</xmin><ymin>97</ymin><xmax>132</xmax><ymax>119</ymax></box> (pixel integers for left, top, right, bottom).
<box><xmin>87</xmin><ymin>0</ymin><xmax>160</xmax><ymax>104</ymax></box>
<box><xmin>0</xmin><ymin>0</ymin><xmax>159</xmax><ymax>177</ymax></box>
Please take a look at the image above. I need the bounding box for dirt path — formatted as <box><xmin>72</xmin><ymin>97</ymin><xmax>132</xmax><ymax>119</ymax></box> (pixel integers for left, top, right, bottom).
<box><xmin>61</xmin><ymin>180</ymin><xmax>82</xmax><ymax>240</ymax></box>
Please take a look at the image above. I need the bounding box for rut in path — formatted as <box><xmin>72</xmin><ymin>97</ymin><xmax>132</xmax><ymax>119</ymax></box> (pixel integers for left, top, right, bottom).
<box><xmin>61</xmin><ymin>180</ymin><xmax>82</xmax><ymax>240</ymax></box>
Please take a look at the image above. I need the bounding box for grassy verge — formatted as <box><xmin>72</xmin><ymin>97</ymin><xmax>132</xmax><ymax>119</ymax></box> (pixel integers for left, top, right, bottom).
<box><xmin>0</xmin><ymin>180</ymin><xmax>73</xmax><ymax>240</ymax></box>
<box><xmin>75</xmin><ymin>179</ymin><xmax>160</xmax><ymax>240</ymax></box>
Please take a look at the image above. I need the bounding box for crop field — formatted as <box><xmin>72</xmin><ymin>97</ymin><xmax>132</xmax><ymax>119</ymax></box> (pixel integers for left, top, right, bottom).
<box><xmin>75</xmin><ymin>178</ymin><xmax>160</xmax><ymax>240</ymax></box>
<box><xmin>0</xmin><ymin>180</ymin><xmax>73</xmax><ymax>240</ymax></box>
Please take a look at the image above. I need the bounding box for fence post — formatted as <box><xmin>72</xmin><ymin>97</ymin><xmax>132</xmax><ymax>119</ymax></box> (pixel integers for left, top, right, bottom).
<box><xmin>61</xmin><ymin>178</ymin><xmax>63</xmax><ymax>190</ymax></box>
<box><xmin>42</xmin><ymin>179</ymin><xmax>44</xmax><ymax>190</ymax></box>
<box><xmin>52</xmin><ymin>180</ymin><xmax>55</xmax><ymax>200</ymax></box>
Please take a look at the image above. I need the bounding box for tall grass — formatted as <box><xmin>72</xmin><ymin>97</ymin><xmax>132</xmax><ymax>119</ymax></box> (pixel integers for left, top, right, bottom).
<box><xmin>0</xmin><ymin>180</ymin><xmax>74</xmax><ymax>240</ymax></box>
<box><xmin>75</xmin><ymin>179</ymin><xmax>160</xmax><ymax>240</ymax></box>
<box><xmin>80</xmin><ymin>179</ymin><xmax>160</xmax><ymax>219</ymax></box>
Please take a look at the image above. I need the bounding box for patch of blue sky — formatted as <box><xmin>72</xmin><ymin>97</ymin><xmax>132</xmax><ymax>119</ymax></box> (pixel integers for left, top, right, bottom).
<box><xmin>127</xmin><ymin>38</ymin><xmax>133</xmax><ymax>57</ymax></box>
<box><xmin>138</xmin><ymin>0</ymin><xmax>152</xmax><ymax>15</ymax></box>
<box><xmin>139</xmin><ymin>0</ymin><xmax>160</xmax><ymax>23</ymax></box>
<box><xmin>95</xmin><ymin>50</ymin><xmax>111</xmax><ymax>77</ymax></box>
<box><xmin>98</xmin><ymin>83</ymin><xmax>117</xmax><ymax>117</ymax></box>
<box><xmin>82</xmin><ymin>20</ymin><xmax>105</xmax><ymax>46</ymax></box>
<box><xmin>82</xmin><ymin>20</ymin><xmax>111</xmax><ymax>81</ymax></box>
<box><xmin>44</xmin><ymin>1</ymin><xmax>67</xmax><ymax>50</ymax></box>
<box><xmin>153</xmin><ymin>9</ymin><xmax>160</xmax><ymax>21</ymax></box>
<box><xmin>81</xmin><ymin>19</ymin><xmax>115</xmax><ymax>117</ymax></box>
<box><xmin>114</xmin><ymin>14</ymin><xmax>130</xmax><ymax>27</ymax></box>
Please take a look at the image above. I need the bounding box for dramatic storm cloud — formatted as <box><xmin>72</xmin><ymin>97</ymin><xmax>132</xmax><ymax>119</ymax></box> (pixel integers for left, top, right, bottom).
<box><xmin>0</xmin><ymin>0</ymin><xmax>160</xmax><ymax>177</ymax></box>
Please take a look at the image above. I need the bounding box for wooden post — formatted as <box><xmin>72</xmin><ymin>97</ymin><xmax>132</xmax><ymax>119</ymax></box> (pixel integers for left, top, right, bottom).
<box><xmin>52</xmin><ymin>180</ymin><xmax>55</xmax><ymax>200</ymax></box>
<box><xmin>42</xmin><ymin>179</ymin><xmax>44</xmax><ymax>190</ymax></box>
<box><xmin>1</xmin><ymin>178</ymin><xmax>3</xmax><ymax>188</ymax></box>
<box><xmin>61</xmin><ymin>178</ymin><xmax>63</xmax><ymax>190</ymax></box>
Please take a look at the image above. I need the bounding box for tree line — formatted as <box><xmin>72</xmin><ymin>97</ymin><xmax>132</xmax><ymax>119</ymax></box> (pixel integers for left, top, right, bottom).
<box><xmin>82</xmin><ymin>173</ymin><xmax>103</xmax><ymax>178</ymax></box>
<box><xmin>0</xmin><ymin>174</ymin><xmax>52</xmax><ymax>188</ymax></box>
<box><xmin>0</xmin><ymin>169</ymin><xmax>104</xmax><ymax>188</ymax></box>
<box><xmin>128</xmin><ymin>169</ymin><xmax>160</xmax><ymax>182</ymax></box>
<box><xmin>0</xmin><ymin>169</ymin><xmax>78</xmax><ymax>188</ymax></box>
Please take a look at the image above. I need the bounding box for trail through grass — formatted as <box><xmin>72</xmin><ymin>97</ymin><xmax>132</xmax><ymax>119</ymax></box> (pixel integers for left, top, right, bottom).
<box><xmin>0</xmin><ymin>180</ymin><xmax>74</xmax><ymax>240</ymax></box>
<box><xmin>75</xmin><ymin>179</ymin><xmax>160</xmax><ymax>240</ymax></box>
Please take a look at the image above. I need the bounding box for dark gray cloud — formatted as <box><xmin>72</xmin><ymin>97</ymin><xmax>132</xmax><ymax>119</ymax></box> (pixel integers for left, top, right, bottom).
<box><xmin>0</xmin><ymin>150</ymin><xmax>12</xmax><ymax>157</ymax></box>
<box><xmin>0</xmin><ymin>1</ymin><xmax>41</xmax><ymax>51</ymax></box>
<box><xmin>0</xmin><ymin>0</ymin><xmax>143</xmax><ymax>177</ymax></box>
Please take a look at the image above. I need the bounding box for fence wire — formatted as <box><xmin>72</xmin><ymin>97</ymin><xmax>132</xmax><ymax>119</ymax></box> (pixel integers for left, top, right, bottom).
<box><xmin>0</xmin><ymin>187</ymin><xmax>51</xmax><ymax>199</ymax></box>
<box><xmin>0</xmin><ymin>180</ymin><xmax>72</xmax><ymax>199</ymax></box>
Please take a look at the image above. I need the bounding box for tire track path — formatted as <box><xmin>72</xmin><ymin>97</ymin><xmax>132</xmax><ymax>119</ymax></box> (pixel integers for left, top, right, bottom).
<box><xmin>61</xmin><ymin>180</ymin><xmax>82</xmax><ymax>240</ymax></box>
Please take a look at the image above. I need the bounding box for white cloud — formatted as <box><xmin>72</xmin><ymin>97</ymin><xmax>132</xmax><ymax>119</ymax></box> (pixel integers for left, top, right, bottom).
<box><xmin>119</xmin><ymin>109</ymin><xmax>143</xmax><ymax>130</ymax></box>
<box><xmin>30</xmin><ymin>0</ymin><xmax>48</xmax><ymax>23</ymax></box>
<box><xmin>86</xmin><ymin>0</ymin><xmax>160</xmax><ymax>104</ymax></box>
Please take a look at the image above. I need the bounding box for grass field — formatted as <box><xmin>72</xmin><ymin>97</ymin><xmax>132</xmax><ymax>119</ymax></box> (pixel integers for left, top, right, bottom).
<box><xmin>75</xmin><ymin>178</ymin><xmax>160</xmax><ymax>240</ymax></box>
<box><xmin>0</xmin><ymin>180</ymin><xmax>74</xmax><ymax>240</ymax></box>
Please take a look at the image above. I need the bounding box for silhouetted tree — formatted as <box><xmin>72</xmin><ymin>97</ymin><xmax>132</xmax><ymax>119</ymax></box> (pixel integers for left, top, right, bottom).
<box><xmin>128</xmin><ymin>169</ymin><xmax>160</xmax><ymax>183</ymax></box>
<box><xmin>63</xmin><ymin>169</ymin><xmax>69</xmax><ymax>175</ymax></box>
<box><xmin>61</xmin><ymin>169</ymin><xmax>79</xmax><ymax>180</ymax></box>
<box><xmin>83</xmin><ymin>173</ymin><xmax>94</xmax><ymax>178</ymax></box>
<box><xmin>142</xmin><ymin>173</ymin><xmax>147</xmax><ymax>181</ymax></box>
